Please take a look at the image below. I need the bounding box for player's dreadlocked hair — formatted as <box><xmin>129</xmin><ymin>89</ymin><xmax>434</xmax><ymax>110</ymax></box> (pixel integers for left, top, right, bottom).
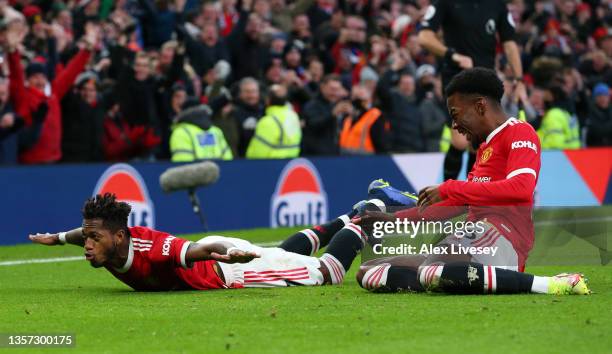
<box><xmin>82</xmin><ymin>193</ymin><xmax>132</xmax><ymax>233</ymax></box>
<box><xmin>445</xmin><ymin>67</ymin><xmax>504</xmax><ymax>104</ymax></box>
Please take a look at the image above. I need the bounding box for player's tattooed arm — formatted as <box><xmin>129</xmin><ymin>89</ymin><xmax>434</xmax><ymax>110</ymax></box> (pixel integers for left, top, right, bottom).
<box><xmin>185</xmin><ymin>241</ymin><xmax>260</xmax><ymax>264</ymax></box>
<box><xmin>29</xmin><ymin>228</ymin><xmax>85</xmax><ymax>247</ymax></box>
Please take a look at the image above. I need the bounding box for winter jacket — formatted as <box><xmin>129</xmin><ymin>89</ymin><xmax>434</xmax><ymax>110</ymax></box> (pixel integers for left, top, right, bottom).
<box><xmin>170</xmin><ymin>105</ymin><xmax>232</xmax><ymax>161</ymax></box>
<box><xmin>301</xmin><ymin>95</ymin><xmax>339</xmax><ymax>156</ymax></box>
<box><xmin>376</xmin><ymin>70</ymin><xmax>424</xmax><ymax>152</ymax></box>
<box><xmin>61</xmin><ymin>91</ymin><xmax>107</xmax><ymax>162</ymax></box>
<box><xmin>8</xmin><ymin>48</ymin><xmax>91</xmax><ymax>164</ymax></box>
<box><xmin>586</xmin><ymin>101</ymin><xmax>612</xmax><ymax>146</ymax></box>
<box><xmin>231</xmin><ymin>100</ymin><xmax>265</xmax><ymax>157</ymax></box>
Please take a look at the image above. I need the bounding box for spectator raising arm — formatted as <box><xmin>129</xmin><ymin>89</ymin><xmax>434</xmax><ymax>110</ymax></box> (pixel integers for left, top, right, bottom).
<box><xmin>51</xmin><ymin>23</ymin><xmax>97</xmax><ymax>100</ymax></box>
<box><xmin>5</xmin><ymin>21</ymin><xmax>30</xmax><ymax>124</ymax></box>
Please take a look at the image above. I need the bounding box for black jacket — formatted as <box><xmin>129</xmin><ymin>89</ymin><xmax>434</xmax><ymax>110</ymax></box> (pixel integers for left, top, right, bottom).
<box><xmin>61</xmin><ymin>91</ymin><xmax>106</xmax><ymax>162</ymax></box>
<box><xmin>301</xmin><ymin>95</ymin><xmax>339</xmax><ymax>156</ymax></box>
<box><xmin>376</xmin><ymin>70</ymin><xmax>424</xmax><ymax>152</ymax></box>
<box><xmin>586</xmin><ymin>101</ymin><xmax>612</xmax><ymax>146</ymax></box>
<box><xmin>118</xmin><ymin>74</ymin><xmax>159</xmax><ymax>128</ymax></box>
<box><xmin>184</xmin><ymin>36</ymin><xmax>230</xmax><ymax>77</ymax></box>
<box><xmin>0</xmin><ymin>103</ymin><xmax>23</xmax><ymax>164</ymax></box>
<box><xmin>231</xmin><ymin>100</ymin><xmax>265</xmax><ymax>157</ymax></box>
<box><xmin>419</xmin><ymin>96</ymin><xmax>447</xmax><ymax>152</ymax></box>
<box><xmin>228</xmin><ymin>12</ymin><xmax>268</xmax><ymax>82</ymax></box>
<box><xmin>108</xmin><ymin>44</ymin><xmax>160</xmax><ymax>130</ymax></box>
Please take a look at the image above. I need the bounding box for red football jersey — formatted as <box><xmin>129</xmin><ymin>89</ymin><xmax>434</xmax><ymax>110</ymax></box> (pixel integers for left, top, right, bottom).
<box><xmin>105</xmin><ymin>226</ymin><xmax>227</xmax><ymax>291</ymax></box>
<box><xmin>439</xmin><ymin>118</ymin><xmax>541</xmax><ymax>265</ymax></box>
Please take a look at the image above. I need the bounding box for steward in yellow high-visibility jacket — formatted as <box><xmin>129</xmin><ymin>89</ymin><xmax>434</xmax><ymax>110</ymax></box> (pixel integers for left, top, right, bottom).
<box><xmin>246</xmin><ymin>85</ymin><xmax>301</xmax><ymax>159</ymax></box>
<box><xmin>537</xmin><ymin>107</ymin><xmax>581</xmax><ymax>150</ymax></box>
<box><xmin>439</xmin><ymin>125</ymin><xmax>451</xmax><ymax>152</ymax></box>
<box><xmin>170</xmin><ymin>105</ymin><xmax>233</xmax><ymax>162</ymax></box>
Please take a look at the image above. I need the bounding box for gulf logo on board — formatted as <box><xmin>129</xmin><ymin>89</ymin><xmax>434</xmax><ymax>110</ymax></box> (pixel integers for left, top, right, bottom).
<box><xmin>271</xmin><ymin>159</ymin><xmax>328</xmax><ymax>227</ymax></box>
<box><xmin>93</xmin><ymin>164</ymin><xmax>155</xmax><ymax>228</ymax></box>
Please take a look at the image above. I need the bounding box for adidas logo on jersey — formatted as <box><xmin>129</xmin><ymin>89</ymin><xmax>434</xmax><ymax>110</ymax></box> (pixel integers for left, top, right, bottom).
<box><xmin>511</xmin><ymin>140</ymin><xmax>538</xmax><ymax>153</ymax></box>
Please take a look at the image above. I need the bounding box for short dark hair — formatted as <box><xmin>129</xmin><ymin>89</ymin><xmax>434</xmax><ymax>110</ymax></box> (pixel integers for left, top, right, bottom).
<box><xmin>445</xmin><ymin>68</ymin><xmax>504</xmax><ymax>103</ymax></box>
<box><xmin>321</xmin><ymin>74</ymin><xmax>341</xmax><ymax>85</ymax></box>
<box><xmin>268</xmin><ymin>85</ymin><xmax>288</xmax><ymax>106</ymax></box>
<box><xmin>82</xmin><ymin>193</ymin><xmax>131</xmax><ymax>233</ymax></box>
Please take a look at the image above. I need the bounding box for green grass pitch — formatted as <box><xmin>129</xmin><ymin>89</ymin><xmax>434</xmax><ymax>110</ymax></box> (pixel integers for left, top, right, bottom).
<box><xmin>1</xmin><ymin>227</ymin><xmax>610</xmax><ymax>354</ymax></box>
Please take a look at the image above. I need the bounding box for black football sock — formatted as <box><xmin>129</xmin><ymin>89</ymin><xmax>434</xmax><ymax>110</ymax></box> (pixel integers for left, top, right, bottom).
<box><xmin>419</xmin><ymin>262</ymin><xmax>535</xmax><ymax>294</ymax></box>
<box><xmin>319</xmin><ymin>224</ymin><xmax>366</xmax><ymax>284</ymax></box>
<box><xmin>360</xmin><ymin>265</ymin><xmax>424</xmax><ymax>292</ymax></box>
<box><xmin>279</xmin><ymin>215</ymin><xmax>350</xmax><ymax>256</ymax></box>
<box><xmin>443</xmin><ymin>145</ymin><xmax>464</xmax><ymax>180</ymax></box>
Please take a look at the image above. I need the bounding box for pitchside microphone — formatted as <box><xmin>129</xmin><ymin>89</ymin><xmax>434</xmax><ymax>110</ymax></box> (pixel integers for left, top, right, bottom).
<box><xmin>160</xmin><ymin>161</ymin><xmax>220</xmax><ymax>192</ymax></box>
<box><xmin>159</xmin><ymin>161</ymin><xmax>220</xmax><ymax>231</ymax></box>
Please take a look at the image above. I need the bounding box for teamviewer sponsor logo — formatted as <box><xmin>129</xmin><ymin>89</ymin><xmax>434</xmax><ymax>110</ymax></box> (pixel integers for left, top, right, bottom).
<box><xmin>511</xmin><ymin>140</ymin><xmax>538</xmax><ymax>153</ymax></box>
<box><xmin>93</xmin><ymin>163</ymin><xmax>155</xmax><ymax>228</ymax></box>
<box><xmin>270</xmin><ymin>159</ymin><xmax>328</xmax><ymax>227</ymax></box>
<box><xmin>472</xmin><ymin>176</ymin><xmax>491</xmax><ymax>182</ymax></box>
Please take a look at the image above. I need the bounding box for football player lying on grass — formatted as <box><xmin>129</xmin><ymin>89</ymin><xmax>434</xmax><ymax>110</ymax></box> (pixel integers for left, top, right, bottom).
<box><xmin>353</xmin><ymin>68</ymin><xmax>591</xmax><ymax>296</ymax></box>
<box><xmin>30</xmin><ymin>192</ymin><xmax>377</xmax><ymax>291</ymax></box>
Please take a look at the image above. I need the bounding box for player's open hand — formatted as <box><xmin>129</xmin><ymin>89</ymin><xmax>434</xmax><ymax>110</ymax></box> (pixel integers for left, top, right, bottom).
<box><xmin>417</xmin><ymin>184</ymin><xmax>443</xmax><ymax>211</ymax></box>
<box><xmin>210</xmin><ymin>248</ymin><xmax>260</xmax><ymax>264</ymax></box>
<box><xmin>29</xmin><ymin>233</ymin><xmax>60</xmax><ymax>246</ymax></box>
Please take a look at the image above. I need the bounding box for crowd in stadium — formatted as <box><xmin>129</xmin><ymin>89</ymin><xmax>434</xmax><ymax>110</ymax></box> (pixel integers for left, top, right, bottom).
<box><xmin>0</xmin><ymin>0</ymin><xmax>610</xmax><ymax>165</ymax></box>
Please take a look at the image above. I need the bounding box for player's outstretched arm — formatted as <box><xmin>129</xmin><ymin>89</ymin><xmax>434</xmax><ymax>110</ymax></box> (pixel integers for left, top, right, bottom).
<box><xmin>185</xmin><ymin>241</ymin><xmax>260</xmax><ymax>264</ymax></box>
<box><xmin>29</xmin><ymin>228</ymin><xmax>85</xmax><ymax>247</ymax></box>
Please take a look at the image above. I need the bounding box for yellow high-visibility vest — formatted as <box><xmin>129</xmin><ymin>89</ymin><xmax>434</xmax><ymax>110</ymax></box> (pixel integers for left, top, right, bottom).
<box><xmin>440</xmin><ymin>125</ymin><xmax>451</xmax><ymax>152</ymax></box>
<box><xmin>170</xmin><ymin>123</ymin><xmax>233</xmax><ymax>162</ymax></box>
<box><xmin>537</xmin><ymin>108</ymin><xmax>581</xmax><ymax>150</ymax></box>
<box><xmin>246</xmin><ymin>104</ymin><xmax>301</xmax><ymax>159</ymax></box>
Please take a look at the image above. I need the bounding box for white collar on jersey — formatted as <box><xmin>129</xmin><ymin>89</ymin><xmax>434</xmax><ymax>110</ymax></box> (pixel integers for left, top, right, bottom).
<box><xmin>485</xmin><ymin>117</ymin><xmax>518</xmax><ymax>144</ymax></box>
<box><xmin>114</xmin><ymin>238</ymin><xmax>134</xmax><ymax>273</ymax></box>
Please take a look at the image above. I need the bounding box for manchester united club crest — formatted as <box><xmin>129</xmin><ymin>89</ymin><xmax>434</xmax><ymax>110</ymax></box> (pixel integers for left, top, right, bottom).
<box><xmin>481</xmin><ymin>147</ymin><xmax>493</xmax><ymax>163</ymax></box>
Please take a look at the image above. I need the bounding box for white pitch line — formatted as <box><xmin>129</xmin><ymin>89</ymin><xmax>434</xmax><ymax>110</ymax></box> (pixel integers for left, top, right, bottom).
<box><xmin>0</xmin><ymin>241</ymin><xmax>281</xmax><ymax>267</ymax></box>
<box><xmin>0</xmin><ymin>256</ymin><xmax>83</xmax><ymax>266</ymax></box>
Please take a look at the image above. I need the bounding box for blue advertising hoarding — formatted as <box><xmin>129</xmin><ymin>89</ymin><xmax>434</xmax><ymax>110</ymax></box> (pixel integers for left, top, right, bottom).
<box><xmin>1</xmin><ymin>149</ymin><xmax>610</xmax><ymax>245</ymax></box>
